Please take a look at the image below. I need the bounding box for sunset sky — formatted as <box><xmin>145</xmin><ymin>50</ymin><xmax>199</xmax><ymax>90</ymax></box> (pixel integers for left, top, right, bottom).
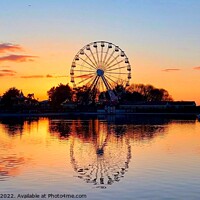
<box><xmin>0</xmin><ymin>0</ymin><xmax>200</xmax><ymax>104</ymax></box>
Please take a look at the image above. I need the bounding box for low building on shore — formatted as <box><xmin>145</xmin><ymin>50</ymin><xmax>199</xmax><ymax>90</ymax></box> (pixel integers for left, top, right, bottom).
<box><xmin>61</xmin><ymin>100</ymin><xmax>77</xmax><ymax>111</ymax></box>
<box><xmin>119</xmin><ymin>101</ymin><xmax>196</xmax><ymax>113</ymax></box>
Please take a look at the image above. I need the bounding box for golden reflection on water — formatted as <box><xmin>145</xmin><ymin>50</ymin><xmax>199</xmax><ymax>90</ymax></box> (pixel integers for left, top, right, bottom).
<box><xmin>0</xmin><ymin>116</ymin><xmax>199</xmax><ymax>192</ymax></box>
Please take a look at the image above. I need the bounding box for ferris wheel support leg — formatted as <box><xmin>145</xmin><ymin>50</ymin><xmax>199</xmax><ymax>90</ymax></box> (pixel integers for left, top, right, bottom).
<box><xmin>101</xmin><ymin>76</ymin><xmax>118</xmax><ymax>103</ymax></box>
<box><xmin>108</xmin><ymin>90</ymin><xmax>118</xmax><ymax>102</ymax></box>
<box><xmin>90</xmin><ymin>76</ymin><xmax>99</xmax><ymax>91</ymax></box>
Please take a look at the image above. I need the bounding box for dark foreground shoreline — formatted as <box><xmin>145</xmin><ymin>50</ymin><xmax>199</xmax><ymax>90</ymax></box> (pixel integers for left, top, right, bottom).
<box><xmin>0</xmin><ymin>112</ymin><xmax>198</xmax><ymax>118</ymax></box>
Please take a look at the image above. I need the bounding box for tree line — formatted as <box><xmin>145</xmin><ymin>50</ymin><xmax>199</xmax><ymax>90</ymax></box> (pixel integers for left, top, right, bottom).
<box><xmin>0</xmin><ymin>83</ymin><xmax>173</xmax><ymax>111</ymax></box>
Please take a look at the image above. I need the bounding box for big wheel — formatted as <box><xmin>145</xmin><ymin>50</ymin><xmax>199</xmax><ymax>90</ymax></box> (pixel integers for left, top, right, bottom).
<box><xmin>70</xmin><ymin>41</ymin><xmax>131</xmax><ymax>101</ymax></box>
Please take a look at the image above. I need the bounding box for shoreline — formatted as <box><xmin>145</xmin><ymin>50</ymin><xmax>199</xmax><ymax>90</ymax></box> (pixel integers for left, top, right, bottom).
<box><xmin>0</xmin><ymin>112</ymin><xmax>198</xmax><ymax>118</ymax></box>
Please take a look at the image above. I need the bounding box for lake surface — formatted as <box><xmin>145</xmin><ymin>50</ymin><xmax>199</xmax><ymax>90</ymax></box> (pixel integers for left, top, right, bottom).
<box><xmin>0</xmin><ymin>115</ymin><xmax>200</xmax><ymax>200</ymax></box>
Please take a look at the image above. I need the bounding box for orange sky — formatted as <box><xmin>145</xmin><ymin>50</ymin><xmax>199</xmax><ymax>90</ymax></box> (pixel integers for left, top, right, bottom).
<box><xmin>0</xmin><ymin>41</ymin><xmax>199</xmax><ymax>104</ymax></box>
<box><xmin>0</xmin><ymin>1</ymin><xmax>200</xmax><ymax>104</ymax></box>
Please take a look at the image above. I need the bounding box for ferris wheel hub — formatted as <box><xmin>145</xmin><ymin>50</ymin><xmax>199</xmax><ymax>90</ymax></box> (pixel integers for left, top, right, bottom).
<box><xmin>97</xmin><ymin>69</ymin><xmax>104</xmax><ymax>76</ymax></box>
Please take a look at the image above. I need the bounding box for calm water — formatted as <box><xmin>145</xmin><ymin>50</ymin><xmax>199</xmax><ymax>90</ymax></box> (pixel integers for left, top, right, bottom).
<box><xmin>0</xmin><ymin>115</ymin><xmax>200</xmax><ymax>200</ymax></box>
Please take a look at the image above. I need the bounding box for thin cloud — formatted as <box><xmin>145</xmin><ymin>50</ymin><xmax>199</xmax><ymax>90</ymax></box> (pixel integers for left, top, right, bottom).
<box><xmin>0</xmin><ymin>73</ymin><xmax>16</xmax><ymax>77</ymax></box>
<box><xmin>0</xmin><ymin>69</ymin><xmax>16</xmax><ymax>73</ymax></box>
<box><xmin>21</xmin><ymin>75</ymin><xmax>44</xmax><ymax>78</ymax></box>
<box><xmin>193</xmin><ymin>66</ymin><xmax>200</xmax><ymax>70</ymax></box>
<box><xmin>74</xmin><ymin>74</ymin><xmax>93</xmax><ymax>78</ymax></box>
<box><xmin>46</xmin><ymin>74</ymin><xmax>53</xmax><ymax>78</ymax></box>
<box><xmin>46</xmin><ymin>74</ymin><xmax>68</xmax><ymax>78</ymax></box>
<box><xmin>0</xmin><ymin>54</ymin><xmax>37</xmax><ymax>63</ymax></box>
<box><xmin>21</xmin><ymin>74</ymin><xmax>68</xmax><ymax>79</ymax></box>
<box><xmin>162</xmin><ymin>68</ymin><xmax>180</xmax><ymax>72</ymax></box>
<box><xmin>0</xmin><ymin>43</ymin><xmax>22</xmax><ymax>53</ymax></box>
<box><xmin>0</xmin><ymin>69</ymin><xmax>17</xmax><ymax>77</ymax></box>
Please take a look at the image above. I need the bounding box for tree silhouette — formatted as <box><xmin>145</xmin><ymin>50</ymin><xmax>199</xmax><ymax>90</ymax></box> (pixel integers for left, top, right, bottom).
<box><xmin>27</xmin><ymin>93</ymin><xmax>34</xmax><ymax>100</ymax></box>
<box><xmin>47</xmin><ymin>84</ymin><xmax>72</xmax><ymax>108</ymax></box>
<box><xmin>99</xmin><ymin>91</ymin><xmax>110</xmax><ymax>102</ymax></box>
<box><xmin>1</xmin><ymin>87</ymin><xmax>22</xmax><ymax>108</ymax></box>
<box><xmin>127</xmin><ymin>84</ymin><xmax>173</xmax><ymax>101</ymax></box>
<box><xmin>74</xmin><ymin>85</ymin><xmax>93</xmax><ymax>105</ymax></box>
<box><xmin>113</xmin><ymin>84</ymin><xmax>126</xmax><ymax>102</ymax></box>
<box><xmin>124</xmin><ymin>91</ymin><xmax>144</xmax><ymax>102</ymax></box>
<box><xmin>98</xmin><ymin>83</ymin><xmax>173</xmax><ymax>104</ymax></box>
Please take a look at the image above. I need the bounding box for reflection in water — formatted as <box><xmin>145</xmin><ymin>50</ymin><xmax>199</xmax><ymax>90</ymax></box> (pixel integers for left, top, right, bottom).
<box><xmin>0</xmin><ymin>117</ymin><xmax>40</xmax><ymax>181</ymax></box>
<box><xmin>0</xmin><ymin>118</ymin><xmax>24</xmax><ymax>136</ymax></box>
<box><xmin>0</xmin><ymin>117</ymin><xmax>39</xmax><ymax>136</ymax></box>
<box><xmin>47</xmin><ymin>116</ymin><xmax>170</xmax><ymax>188</ymax></box>
<box><xmin>70</xmin><ymin>121</ymin><xmax>131</xmax><ymax>188</ymax></box>
<box><xmin>128</xmin><ymin>125</ymin><xmax>165</xmax><ymax>141</ymax></box>
<box><xmin>0</xmin><ymin>155</ymin><xmax>25</xmax><ymax>181</ymax></box>
<box><xmin>0</xmin><ymin>116</ymin><xmax>197</xmax><ymax>195</ymax></box>
<box><xmin>49</xmin><ymin>119</ymin><xmax>72</xmax><ymax>139</ymax></box>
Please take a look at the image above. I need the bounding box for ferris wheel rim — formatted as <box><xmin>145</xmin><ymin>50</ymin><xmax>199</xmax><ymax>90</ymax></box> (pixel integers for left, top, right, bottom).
<box><xmin>70</xmin><ymin>41</ymin><xmax>132</xmax><ymax>95</ymax></box>
<box><xmin>73</xmin><ymin>41</ymin><xmax>128</xmax><ymax>61</ymax></box>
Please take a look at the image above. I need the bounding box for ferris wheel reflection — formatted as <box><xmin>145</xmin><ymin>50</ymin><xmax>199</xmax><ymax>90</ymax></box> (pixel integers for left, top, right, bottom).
<box><xmin>48</xmin><ymin>116</ymin><xmax>169</xmax><ymax>188</ymax></box>
<box><xmin>69</xmin><ymin>119</ymin><xmax>131</xmax><ymax>189</ymax></box>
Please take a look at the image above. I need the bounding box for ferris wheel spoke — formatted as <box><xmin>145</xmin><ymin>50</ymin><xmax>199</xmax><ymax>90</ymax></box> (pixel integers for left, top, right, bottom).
<box><xmin>93</xmin><ymin>76</ymin><xmax>100</xmax><ymax>91</ymax></box>
<box><xmin>105</xmin><ymin>72</ymin><xmax>128</xmax><ymax>75</ymax></box>
<box><xmin>103</xmin><ymin>75</ymin><xmax>115</xmax><ymax>90</ymax></box>
<box><xmin>89</xmin><ymin>49</ymin><xmax>98</xmax><ymax>66</ymax></box>
<box><xmin>74</xmin><ymin>70</ymin><xmax>95</xmax><ymax>73</ymax></box>
<box><xmin>104</xmin><ymin>49</ymin><xmax>115</xmax><ymax>66</ymax></box>
<box><xmin>100</xmin><ymin>46</ymin><xmax>103</xmax><ymax>64</ymax></box>
<box><xmin>105</xmin><ymin>66</ymin><xmax>127</xmax><ymax>72</ymax></box>
<box><xmin>95</xmin><ymin>47</ymin><xmax>100</xmax><ymax>64</ymax></box>
<box><xmin>84</xmin><ymin>52</ymin><xmax>98</xmax><ymax>68</ymax></box>
<box><xmin>79</xmin><ymin>57</ymin><xmax>97</xmax><ymax>70</ymax></box>
<box><xmin>74</xmin><ymin>72</ymin><xmax>96</xmax><ymax>78</ymax></box>
<box><xmin>106</xmin><ymin>78</ymin><xmax>114</xmax><ymax>90</ymax></box>
<box><xmin>101</xmin><ymin>76</ymin><xmax>111</xmax><ymax>90</ymax></box>
<box><xmin>99</xmin><ymin>78</ymin><xmax>102</xmax><ymax>92</ymax></box>
<box><xmin>102</xmin><ymin>47</ymin><xmax>110</xmax><ymax>64</ymax></box>
<box><xmin>90</xmin><ymin>76</ymin><xmax>98</xmax><ymax>90</ymax></box>
<box><xmin>105</xmin><ymin>74</ymin><xmax>125</xmax><ymax>83</ymax></box>
<box><xmin>85</xmin><ymin>76</ymin><xmax>97</xmax><ymax>88</ymax></box>
<box><xmin>105</xmin><ymin>55</ymin><xmax>120</xmax><ymax>69</ymax></box>
<box><xmin>76</xmin><ymin>75</ymin><xmax>95</xmax><ymax>86</ymax></box>
<box><xmin>95</xmin><ymin>80</ymin><xmax>99</xmax><ymax>92</ymax></box>
<box><xmin>104</xmin><ymin>74</ymin><xmax>118</xmax><ymax>85</ymax></box>
<box><xmin>101</xmin><ymin>78</ymin><xmax>106</xmax><ymax>92</ymax></box>
<box><xmin>76</xmin><ymin>63</ymin><xmax>96</xmax><ymax>71</ymax></box>
<box><xmin>106</xmin><ymin>59</ymin><xmax>125</xmax><ymax>70</ymax></box>
<box><xmin>99</xmin><ymin>78</ymin><xmax>103</xmax><ymax>92</ymax></box>
<box><xmin>90</xmin><ymin>76</ymin><xmax>99</xmax><ymax>90</ymax></box>
<box><xmin>96</xmin><ymin>78</ymin><xmax>101</xmax><ymax>93</ymax></box>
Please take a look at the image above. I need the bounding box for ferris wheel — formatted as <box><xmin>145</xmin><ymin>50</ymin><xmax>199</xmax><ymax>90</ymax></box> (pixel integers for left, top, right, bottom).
<box><xmin>70</xmin><ymin>41</ymin><xmax>131</xmax><ymax>101</ymax></box>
